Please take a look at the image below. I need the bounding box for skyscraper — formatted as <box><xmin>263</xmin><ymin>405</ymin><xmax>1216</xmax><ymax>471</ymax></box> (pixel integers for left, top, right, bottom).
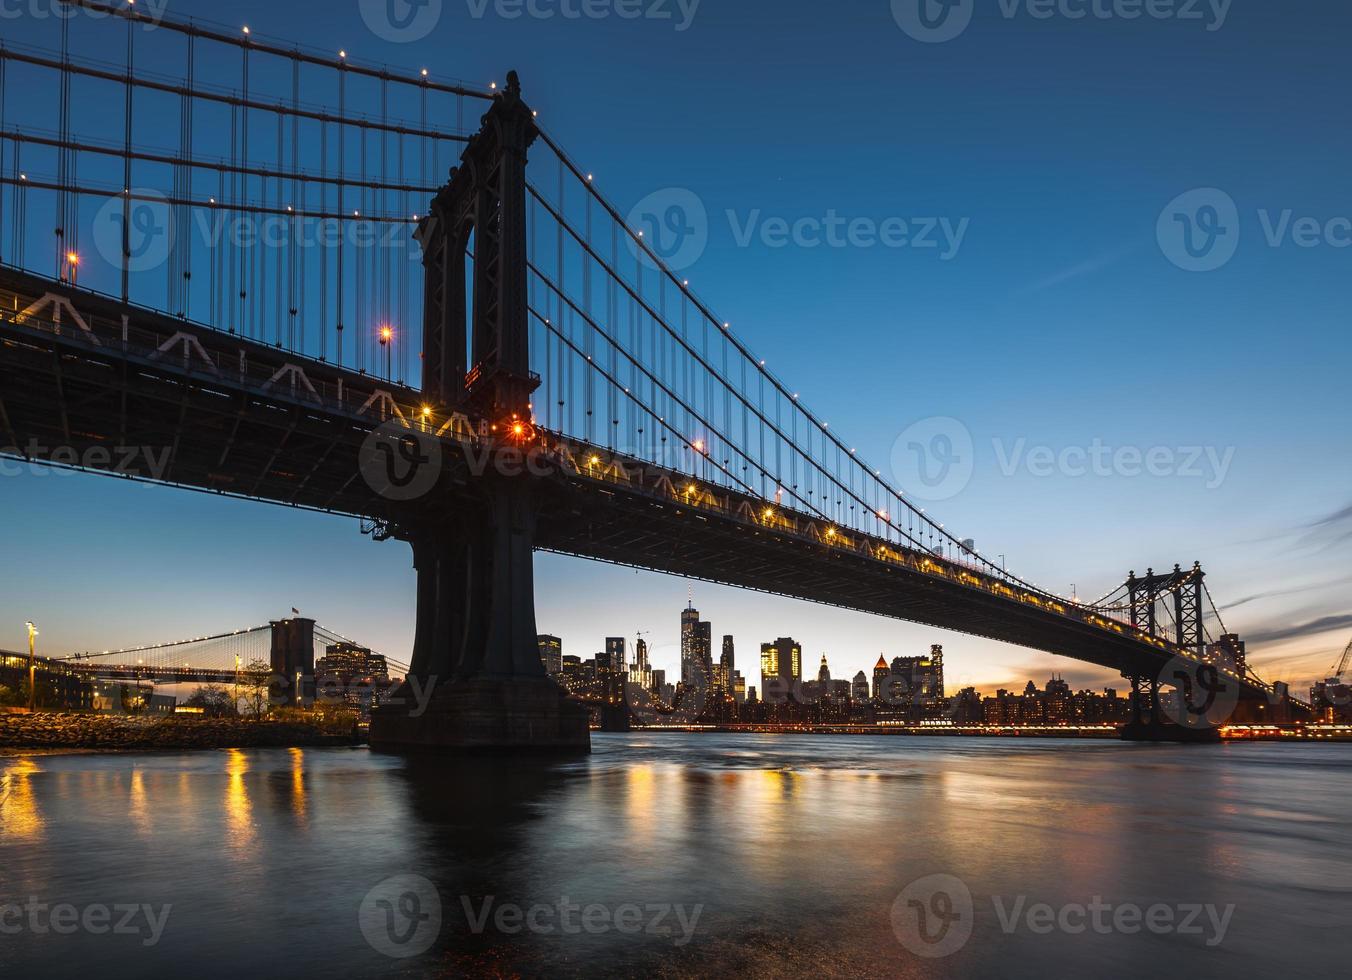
<box><xmin>872</xmin><ymin>655</ymin><xmax>890</xmax><ymax>700</ymax></box>
<box><xmin>537</xmin><ymin>635</ymin><xmax>563</xmax><ymax>676</ymax></box>
<box><xmin>604</xmin><ymin>637</ymin><xmax>626</xmax><ymax>675</ymax></box>
<box><xmin>630</xmin><ymin>636</ymin><xmax>652</xmax><ymax>691</ymax></box>
<box><xmin>718</xmin><ymin>635</ymin><xmax>735</xmax><ymax>692</ymax></box>
<box><xmin>680</xmin><ymin>601</ymin><xmax>700</xmax><ymax>687</ymax></box>
<box><xmin>696</xmin><ymin>621</ymin><xmax>713</xmax><ymax>688</ymax></box>
<box><xmin>759</xmin><ymin>637</ymin><xmax>802</xmax><ymax>700</ymax></box>
<box><xmin>887</xmin><ymin>646</ymin><xmax>946</xmax><ymax>704</ymax></box>
<box><xmin>680</xmin><ymin>600</ymin><xmax>713</xmax><ymax>691</ymax></box>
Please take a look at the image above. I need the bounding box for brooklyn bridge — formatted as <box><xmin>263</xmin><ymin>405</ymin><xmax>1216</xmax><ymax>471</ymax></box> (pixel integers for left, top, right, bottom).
<box><xmin>0</xmin><ymin>1</ymin><xmax>1306</xmax><ymax>749</ymax></box>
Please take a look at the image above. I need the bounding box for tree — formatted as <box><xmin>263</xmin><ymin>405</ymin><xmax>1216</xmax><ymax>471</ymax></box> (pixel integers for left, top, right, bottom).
<box><xmin>240</xmin><ymin>659</ymin><xmax>274</xmax><ymax>720</ymax></box>
<box><xmin>0</xmin><ymin>683</ymin><xmax>19</xmax><ymax>707</ymax></box>
<box><xmin>185</xmin><ymin>684</ymin><xmax>237</xmax><ymax>718</ymax></box>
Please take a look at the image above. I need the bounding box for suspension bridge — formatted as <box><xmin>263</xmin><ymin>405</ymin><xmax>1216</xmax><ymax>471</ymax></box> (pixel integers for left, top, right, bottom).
<box><xmin>0</xmin><ymin>2</ymin><xmax>1306</xmax><ymax>748</ymax></box>
<box><xmin>48</xmin><ymin>619</ymin><xmax>406</xmax><ymax>689</ymax></box>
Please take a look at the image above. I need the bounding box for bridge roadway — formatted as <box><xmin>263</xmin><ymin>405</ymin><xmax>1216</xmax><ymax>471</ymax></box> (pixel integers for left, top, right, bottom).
<box><xmin>0</xmin><ymin>265</ymin><xmax>1272</xmax><ymax>698</ymax></box>
<box><xmin>67</xmin><ymin>665</ymin><xmax>241</xmax><ymax>685</ymax></box>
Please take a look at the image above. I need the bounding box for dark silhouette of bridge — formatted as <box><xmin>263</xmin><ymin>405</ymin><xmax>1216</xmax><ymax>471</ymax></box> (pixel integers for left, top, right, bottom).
<box><xmin>51</xmin><ymin>619</ymin><xmax>404</xmax><ymax>694</ymax></box>
<box><xmin>0</xmin><ymin>2</ymin><xmax>1305</xmax><ymax>748</ymax></box>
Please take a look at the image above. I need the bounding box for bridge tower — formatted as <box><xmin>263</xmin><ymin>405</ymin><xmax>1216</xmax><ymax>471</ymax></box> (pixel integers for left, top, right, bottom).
<box><xmin>1122</xmin><ymin>563</ymin><xmax>1218</xmax><ymax>742</ymax></box>
<box><xmin>371</xmin><ymin>72</ymin><xmax>589</xmax><ymax>754</ymax></box>
<box><xmin>270</xmin><ymin>618</ymin><xmax>316</xmax><ymax>709</ymax></box>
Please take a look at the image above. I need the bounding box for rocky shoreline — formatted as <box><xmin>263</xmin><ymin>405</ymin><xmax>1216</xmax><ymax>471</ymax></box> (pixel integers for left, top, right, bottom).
<box><xmin>0</xmin><ymin>712</ymin><xmax>362</xmax><ymax>751</ymax></box>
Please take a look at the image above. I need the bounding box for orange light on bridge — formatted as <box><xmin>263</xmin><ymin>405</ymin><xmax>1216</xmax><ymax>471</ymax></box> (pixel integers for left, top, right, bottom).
<box><xmin>65</xmin><ymin>252</ymin><xmax>79</xmax><ymax>266</ymax></box>
<box><xmin>692</xmin><ymin>440</ymin><xmax>706</xmax><ymax>454</ymax></box>
<box><xmin>379</xmin><ymin>325</ymin><xmax>393</xmax><ymax>344</ymax></box>
<box><xmin>512</xmin><ymin>422</ymin><xmax>525</xmax><ymax>437</ymax></box>
<box><xmin>589</xmin><ymin>455</ymin><xmax>601</xmax><ymax>466</ymax></box>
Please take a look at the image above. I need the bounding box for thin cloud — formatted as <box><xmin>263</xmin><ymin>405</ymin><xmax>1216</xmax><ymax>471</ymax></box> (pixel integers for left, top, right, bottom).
<box><xmin>1245</xmin><ymin>614</ymin><xmax>1352</xmax><ymax>646</ymax></box>
<box><xmin>1310</xmin><ymin>501</ymin><xmax>1352</xmax><ymax>528</ymax></box>
<box><xmin>1223</xmin><ymin>574</ymin><xmax>1352</xmax><ymax>611</ymax></box>
<box><xmin>1293</xmin><ymin>500</ymin><xmax>1352</xmax><ymax>552</ymax></box>
<box><xmin>1012</xmin><ymin>244</ymin><xmax>1139</xmax><ymax>296</ymax></box>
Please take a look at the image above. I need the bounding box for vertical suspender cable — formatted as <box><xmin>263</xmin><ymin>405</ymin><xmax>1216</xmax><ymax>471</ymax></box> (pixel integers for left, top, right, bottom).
<box><xmin>0</xmin><ymin>51</ymin><xmax>7</xmax><ymax>267</ymax></box>
<box><xmin>320</xmin><ymin>118</ymin><xmax>328</xmax><ymax>361</ymax></box>
<box><xmin>275</xmin><ymin>113</ymin><xmax>284</xmax><ymax>346</ymax></box>
<box><xmin>181</xmin><ymin>33</ymin><xmax>196</xmax><ymax>320</ymax></box>
<box><xmin>55</xmin><ymin>14</ymin><xmax>70</xmax><ymax>278</ymax></box>
<box><xmin>240</xmin><ymin>37</ymin><xmax>250</xmax><ymax>337</ymax></box>
<box><xmin>289</xmin><ymin>53</ymin><xmax>300</xmax><ymax>351</ymax></box>
<box><xmin>336</xmin><ymin>62</ymin><xmax>346</xmax><ymax>366</ymax></box>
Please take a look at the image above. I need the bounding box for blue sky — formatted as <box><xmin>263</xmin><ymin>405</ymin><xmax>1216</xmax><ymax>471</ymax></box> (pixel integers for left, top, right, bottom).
<box><xmin>1</xmin><ymin>0</ymin><xmax>1349</xmax><ymax>693</ymax></box>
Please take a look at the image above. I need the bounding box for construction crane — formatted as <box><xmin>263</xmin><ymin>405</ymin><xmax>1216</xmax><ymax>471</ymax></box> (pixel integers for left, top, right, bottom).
<box><xmin>1329</xmin><ymin>638</ymin><xmax>1352</xmax><ymax>685</ymax></box>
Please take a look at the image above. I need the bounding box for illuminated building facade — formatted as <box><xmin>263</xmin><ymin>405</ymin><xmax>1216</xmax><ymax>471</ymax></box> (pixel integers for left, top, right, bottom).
<box><xmin>537</xmin><ymin>635</ymin><xmax>563</xmax><ymax>676</ymax></box>
<box><xmin>760</xmin><ymin>637</ymin><xmax>802</xmax><ymax>701</ymax></box>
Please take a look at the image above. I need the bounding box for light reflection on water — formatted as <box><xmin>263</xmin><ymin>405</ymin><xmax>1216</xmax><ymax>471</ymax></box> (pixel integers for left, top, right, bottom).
<box><xmin>0</xmin><ymin>735</ymin><xmax>1349</xmax><ymax>978</ymax></box>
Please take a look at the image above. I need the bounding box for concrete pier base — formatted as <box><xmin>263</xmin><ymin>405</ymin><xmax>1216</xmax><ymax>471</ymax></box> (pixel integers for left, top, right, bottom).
<box><xmin>370</xmin><ymin>678</ymin><xmax>590</xmax><ymax>754</ymax></box>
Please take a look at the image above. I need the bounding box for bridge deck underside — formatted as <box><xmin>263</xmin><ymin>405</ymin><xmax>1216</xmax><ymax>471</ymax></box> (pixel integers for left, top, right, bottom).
<box><xmin>0</xmin><ymin>269</ymin><xmax>1240</xmax><ymax>692</ymax></box>
<box><xmin>535</xmin><ymin>488</ymin><xmax>1168</xmax><ymax>678</ymax></box>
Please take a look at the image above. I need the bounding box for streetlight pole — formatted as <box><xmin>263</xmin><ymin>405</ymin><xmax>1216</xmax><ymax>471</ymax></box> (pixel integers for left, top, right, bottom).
<box><xmin>25</xmin><ymin>621</ymin><xmax>38</xmax><ymax>711</ymax></box>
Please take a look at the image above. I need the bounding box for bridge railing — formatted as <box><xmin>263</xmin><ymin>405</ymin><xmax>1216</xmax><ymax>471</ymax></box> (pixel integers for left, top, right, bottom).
<box><xmin>0</xmin><ymin>270</ymin><xmax>428</xmax><ymax>426</ymax></box>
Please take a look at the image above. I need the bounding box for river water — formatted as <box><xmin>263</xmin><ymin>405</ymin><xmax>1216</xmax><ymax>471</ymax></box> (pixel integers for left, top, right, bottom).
<box><xmin>1</xmin><ymin>735</ymin><xmax>1348</xmax><ymax>978</ymax></box>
